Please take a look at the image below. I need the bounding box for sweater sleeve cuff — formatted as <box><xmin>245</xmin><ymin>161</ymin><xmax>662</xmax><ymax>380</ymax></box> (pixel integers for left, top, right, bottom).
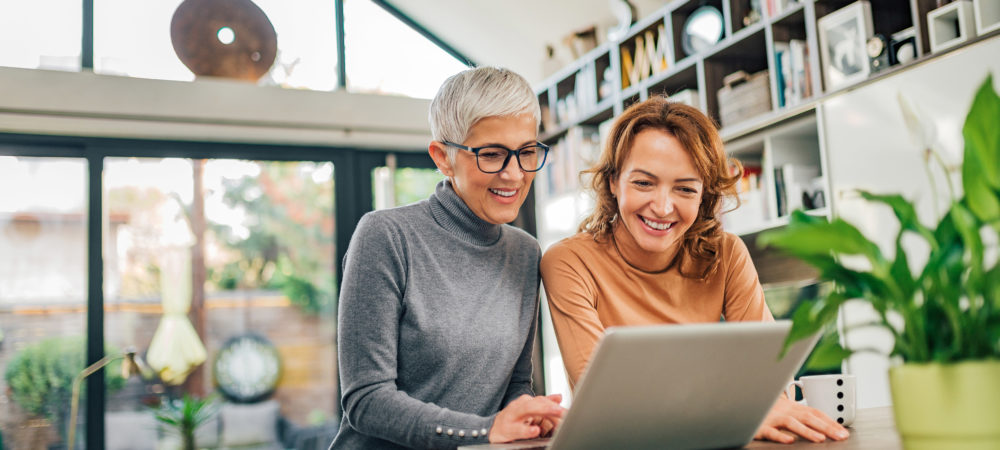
<box><xmin>424</xmin><ymin>413</ymin><xmax>496</xmax><ymax>448</ymax></box>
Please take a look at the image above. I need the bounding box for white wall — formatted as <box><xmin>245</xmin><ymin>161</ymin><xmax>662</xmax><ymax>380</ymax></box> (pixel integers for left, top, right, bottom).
<box><xmin>821</xmin><ymin>36</ymin><xmax>1000</xmax><ymax>408</ymax></box>
<box><xmin>0</xmin><ymin>67</ymin><xmax>433</xmax><ymax>150</ymax></box>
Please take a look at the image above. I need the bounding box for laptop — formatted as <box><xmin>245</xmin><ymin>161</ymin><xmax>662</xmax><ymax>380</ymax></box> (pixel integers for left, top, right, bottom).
<box><xmin>460</xmin><ymin>320</ymin><xmax>820</xmax><ymax>450</ymax></box>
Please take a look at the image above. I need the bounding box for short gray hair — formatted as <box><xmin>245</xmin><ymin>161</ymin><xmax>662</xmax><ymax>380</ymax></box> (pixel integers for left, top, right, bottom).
<box><xmin>429</xmin><ymin>66</ymin><xmax>540</xmax><ymax>158</ymax></box>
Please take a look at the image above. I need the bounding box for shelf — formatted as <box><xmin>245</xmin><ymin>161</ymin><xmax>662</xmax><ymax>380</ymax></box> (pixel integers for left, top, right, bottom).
<box><xmin>540</xmin><ymin>122</ymin><xmax>572</xmax><ymax>143</ymax></box>
<box><xmin>533</xmin><ymin>0</ymin><xmax>999</xmax><ymax>259</ymax></box>
<box><xmin>768</xmin><ymin>1</ymin><xmax>807</xmax><ymax>26</ymax></box>
<box><xmin>771</xmin><ymin>6</ymin><xmax>808</xmax><ymax>38</ymax></box>
<box><xmin>720</xmin><ymin>102</ymin><xmax>816</xmax><ymax>142</ymax></box>
<box><xmin>580</xmin><ymin>100</ymin><xmax>615</xmax><ymax>127</ymax></box>
<box><xmin>622</xmin><ymin>90</ymin><xmax>643</xmax><ymax>110</ymax></box>
<box><xmin>731</xmin><ymin>0</ymin><xmax>763</xmax><ymax>34</ymax></box>
<box><xmin>813</xmin><ymin>0</ymin><xmax>858</xmax><ymax>20</ymax></box>
<box><xmin>541</xmin><ymin>96</ymin><xmax>617</xmax><ymax>142</ymax></box>
<box><xmin>704</xmin><ymin>26</ymin><xmax>770</xmax><ymax>127</ymax></box>
<box><xmin>621</xmin><ymin>83</ymin><xmax>642</xmax><ymax>101</ymax></box>
<box><xmin>724</xmin><ymin>20</ymin><xmax>768</xmax><ymax>49</ymax></box>
<box><xmin>725</xmin><ymin>207</ymin><xmax>830</xmax><ymax>237</ymax></box>
<box><xmin>647</xmin><ymin>63</ymin><xmax>699</xmax><ymax>101</ymax></box>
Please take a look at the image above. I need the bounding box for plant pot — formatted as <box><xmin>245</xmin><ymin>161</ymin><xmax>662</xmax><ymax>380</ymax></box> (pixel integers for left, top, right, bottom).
<box><xmin>889</xmin><ymin>360</ymin><xmax>1000</xmax><ymax>449</ymax></box>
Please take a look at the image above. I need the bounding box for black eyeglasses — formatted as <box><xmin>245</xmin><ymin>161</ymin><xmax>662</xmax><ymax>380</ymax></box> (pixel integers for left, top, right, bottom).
<box><xmin>442</xmin><ymin>140</ymin><xmax>550</xmax><ymax>174</ymax></box>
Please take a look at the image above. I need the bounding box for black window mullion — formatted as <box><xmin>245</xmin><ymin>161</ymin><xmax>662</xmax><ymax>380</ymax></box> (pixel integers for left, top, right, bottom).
<box><xmin>85</xmin><ymin>149</ymin><xmax>104</xmax><ymax>450</ymax></box>
<box><xmin>82</xmin><ymin>0</ymin><xmax>93</xmax><ymax>69</ymax></box>
<box><xmin>335</xmin><ymin>0</ymin><xmax>347</xmax><ymax>89</ymax></box>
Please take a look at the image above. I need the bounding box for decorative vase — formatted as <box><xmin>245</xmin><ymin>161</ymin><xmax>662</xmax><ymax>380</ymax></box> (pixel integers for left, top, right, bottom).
<box><xmin>889</xmin><ymin>360</ymin><xmax>1000</xmax><ymax>449</ymax></box>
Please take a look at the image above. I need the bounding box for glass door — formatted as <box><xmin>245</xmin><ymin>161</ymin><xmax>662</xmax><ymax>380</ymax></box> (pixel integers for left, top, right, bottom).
<box><xmin>101</xmin><ymin>157</ymin><xmax>339</xmax><ymax>449</ymax></box>
<box><xmin>0</xmin><ymin>155</ymin><xmax>88</xmax><ymax>450</ymax></box>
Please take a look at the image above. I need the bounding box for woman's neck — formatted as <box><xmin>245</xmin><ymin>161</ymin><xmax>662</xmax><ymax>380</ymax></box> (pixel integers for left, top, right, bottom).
<box><xmin>611</xmin><ymin>221</ymin><xmax>682</xmax><ymax>273</ymax></box>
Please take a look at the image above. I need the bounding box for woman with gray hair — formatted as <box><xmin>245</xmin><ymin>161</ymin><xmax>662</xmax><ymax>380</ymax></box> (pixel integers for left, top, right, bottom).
<box><xmin>331</xmin><ymin>66</ymin><xmax>565</xmax><ymax>450</ymax></box>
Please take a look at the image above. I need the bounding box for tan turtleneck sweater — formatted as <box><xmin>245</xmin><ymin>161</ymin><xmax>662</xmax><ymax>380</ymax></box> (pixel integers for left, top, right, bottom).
<box><xmin>540</xmin><ymin>230</ymin><xmax>773</xmax><ymax>389</ymax></box>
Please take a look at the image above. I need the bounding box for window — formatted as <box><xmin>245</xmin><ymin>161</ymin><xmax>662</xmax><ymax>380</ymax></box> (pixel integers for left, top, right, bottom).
<box><xmin>0</xmin><ymin>156</ymin><xmax>88</xmax><ymax>449</ymax></box>
<box><xmin>93</xmin><ymin>0</ymin><xmax>190</xmax><ymax>81</ymax></box>
<box><xmin>0</xmin><ymin>0</ymin><xmax>81</xmax><ymax>70</ymax></box>
<box><xmin>94</xmin><ymin>0</ymin><xmax>339</xmax><ymax>90</ymax></box>
<box><xmin>102</xmin><ymin>157</ymin><xmax>338</xmax><ymax>447</ymax></box>
<box><xmin>372</xmin><ymin>166</ymin><xmax>444</xmax><ymax>210</ymax></box>
<box><xmin>344</xmin><ymin>0</ymin><xmax>468</xmax><ymax>98</ymax></box>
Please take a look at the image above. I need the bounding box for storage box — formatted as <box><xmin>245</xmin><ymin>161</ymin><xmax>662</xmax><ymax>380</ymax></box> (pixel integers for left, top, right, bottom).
<box><xmin>717</xmin><ymin>70</ymin><xmax>772</xmax><ymax>127</ymax></box>
<box><xmin>975</xmin><ymin>0</ymin><xmax>1000</xmax><ymax>35</ymax></box>
<box><xmin>929</xmin><ymin>0</ymin><xmax>977</xmax><ymax>54</ymax></box>
<box><xmin>668</xmin><ymin>88</ymin><xmax>701</xmax><ymax>110</ymax></box>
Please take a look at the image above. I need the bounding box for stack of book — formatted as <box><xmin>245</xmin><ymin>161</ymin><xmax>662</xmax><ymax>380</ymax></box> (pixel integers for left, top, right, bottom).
<box><xmin>540</xmin><ymin>125</ymin><xmax>602</xmax><ymax>198</ymax></box>
<box><xmin>722</xmin><ymin>164</ymin><xmax>768</xmax><ymax>232</ymax></box>
<box><xmin>774</xmin><ymin>39</ymin><xmax>813</xmax><ymax>108</ymax></box>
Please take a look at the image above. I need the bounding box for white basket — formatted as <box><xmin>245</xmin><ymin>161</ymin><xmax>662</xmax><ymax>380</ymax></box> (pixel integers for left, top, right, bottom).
<box><xmin>717</xmin><ymin>70</ymin><xmax>772</xmax><ymax>127</ymax></box>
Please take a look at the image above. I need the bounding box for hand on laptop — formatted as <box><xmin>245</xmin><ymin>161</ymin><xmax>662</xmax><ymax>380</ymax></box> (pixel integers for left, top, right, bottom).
<box><xmin>755</xmin><ymin>396</ymin><xmax>850</xmax><ymax>443</ymax></box>
<box><xmin>489</xmin><ymin>394</ymin><xmax>565</xmax><ymax>443</ymax></box>
<box><xmin>537</xmin><ymin>394</ymin><xmax>563</xmax><ymax>437</ymax></box>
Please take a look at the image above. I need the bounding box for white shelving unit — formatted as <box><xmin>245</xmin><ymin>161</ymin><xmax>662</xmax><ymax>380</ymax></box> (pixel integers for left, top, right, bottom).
<box><xmin>532</xmin><ymin>0</ymin><xmax>1000</xmax><ymax>403</ymax></box>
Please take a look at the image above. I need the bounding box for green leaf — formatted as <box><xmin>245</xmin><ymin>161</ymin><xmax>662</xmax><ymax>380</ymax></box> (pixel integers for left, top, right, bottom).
<box><xmin>803</xmin><ymin>332</ymin><xmax>853</xmax><ymax>371</ymax></box>
<box><xmin>962</xmin><ymin>165</ymin><xmax>1000</xmax><ymax>223</ymax></box>
<box><xmin>781</xmin><ymin>291</ymin><xmax>849</xmax><ymax>356</ymax></box>
<box><xmin>961</xmin><ymin>75</ymin><xmax>1000</xmax><ymax>222</ymax></box>
<box><xmin>860</xmin><ymin>191</ymin><xmax>937</xmax><ymax>248</ymax></box>
<box><xmin>759</xmin><ymin>211</ymin><xmax>883</xmax><ymax>263</ymax></box>
<box><xmin>962</xmin><ymin>74</ymin><xmax>1000</xmax><ymax>190</ymax></box>
<box><xmin>889</xmin><ymin>238</ymin><xmax>916</xmax><ymax>299</ymax></box>
<box><xmin>950</xmin><ymin>203</ymin><xmax>984</xmax><ymax>275</ymax></box>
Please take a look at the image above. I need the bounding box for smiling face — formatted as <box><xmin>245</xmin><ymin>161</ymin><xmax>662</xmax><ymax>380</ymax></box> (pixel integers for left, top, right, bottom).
<box><xmin>610</xmin><ymin>127</ymin><xmax>704</xmax><ymax>268</ymax></box>
<box><xmin>428</xmin><ymin>114</ymin><xmax>538</xmax><ymax>224</ymax></box>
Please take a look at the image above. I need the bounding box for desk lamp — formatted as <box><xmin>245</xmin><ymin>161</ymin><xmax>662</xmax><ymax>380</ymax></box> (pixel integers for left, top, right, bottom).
<box><xmin>67</xmin><ymin>347</ymin><xmax>147</xmax><ymax>450</ymax></box>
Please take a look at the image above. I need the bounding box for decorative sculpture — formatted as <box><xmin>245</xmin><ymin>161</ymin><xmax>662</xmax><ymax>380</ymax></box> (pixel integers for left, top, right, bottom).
<box><xmin>170</xmin><ymin>0</ymin><xmax>277</xmax><ymax>81</ymax></box>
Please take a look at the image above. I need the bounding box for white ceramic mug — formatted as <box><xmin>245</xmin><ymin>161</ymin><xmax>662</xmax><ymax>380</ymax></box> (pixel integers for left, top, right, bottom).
<box><xmin>785</xmin><ymin>374</ymin><xmax>856</xmax><ymax>426</ymax></box>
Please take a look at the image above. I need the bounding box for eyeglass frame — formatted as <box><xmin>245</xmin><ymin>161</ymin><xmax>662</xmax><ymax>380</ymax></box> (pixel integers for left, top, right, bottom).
<box><xmin>441</xmin><ymin>140</ymin><xmax>550</xmax><ymax>174</ymax></box>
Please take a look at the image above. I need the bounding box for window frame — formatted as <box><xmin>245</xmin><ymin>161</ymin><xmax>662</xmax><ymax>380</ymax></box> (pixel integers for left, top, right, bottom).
<box><xmin>0</xmin><ymin>133</ymin><xmax>377</xmax><ymax>448</ymax></box>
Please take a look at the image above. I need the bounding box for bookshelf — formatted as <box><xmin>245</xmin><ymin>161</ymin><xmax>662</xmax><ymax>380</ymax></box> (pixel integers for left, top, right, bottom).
<box><xmin>532</xmin><ymin>0</ymin><xmax>999</xmax><ymax>265</ymax></box>
<box><xmin>532</xmin><ymin>0</ymin><xmax>1000</xmax><ymax>400</ymax></box>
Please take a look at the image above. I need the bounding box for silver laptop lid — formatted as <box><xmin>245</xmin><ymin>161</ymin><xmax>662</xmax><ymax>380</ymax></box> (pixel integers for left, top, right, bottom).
<box><xmin>548</xmin><ymin>320</ymin><xmax>820</xmax><ymax>450</ymax></box>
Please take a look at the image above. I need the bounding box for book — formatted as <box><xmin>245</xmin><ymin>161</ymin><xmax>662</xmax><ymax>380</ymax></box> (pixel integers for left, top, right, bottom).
<box><xmin>774</xmin><ymin>42</ymin><xmax>790</xmax><ymax>108</ymax></box>
<box><xmin>789</xmin><ymin>39</ymin><xmax>809</xmax><ymax>104</ymax></box>
<box><xmin>774</xmin><ymin>166</ymin><xmax>787</xmax><ymax>217</ymax></box>
<box><xmin>779</xmin><ymin>163</ymin><xmax>820</xmax><ymax>214</ymax></box>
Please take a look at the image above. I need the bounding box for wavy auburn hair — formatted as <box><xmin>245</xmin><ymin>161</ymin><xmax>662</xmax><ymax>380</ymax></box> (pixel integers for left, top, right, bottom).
<box><xmin>579</xmin><ymin>97</ymin><xmax>741</xmax><ymax>279</ymax></box>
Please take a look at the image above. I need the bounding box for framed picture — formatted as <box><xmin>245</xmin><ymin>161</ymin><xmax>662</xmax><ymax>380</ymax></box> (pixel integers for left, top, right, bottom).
<box><xmin>818</xmin><ymin>1</ymin><xmax>874</xmax><ymax>90</ymax></box>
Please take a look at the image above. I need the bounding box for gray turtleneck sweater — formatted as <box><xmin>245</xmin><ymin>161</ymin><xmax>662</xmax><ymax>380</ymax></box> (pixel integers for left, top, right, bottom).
<box><xmin>331</xmin><ymin>180</ymin><xmax>541</xmax><ymax>450</ymax></box>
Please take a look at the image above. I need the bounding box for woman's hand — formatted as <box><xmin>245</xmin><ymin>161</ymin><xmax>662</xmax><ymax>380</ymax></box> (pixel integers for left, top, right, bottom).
<box><xmin>537</xmin><ymin>394</ymin><xmax>563</xmax><ymax>437</ymax></box>
<box><xmin>489</xmin><ymin>394</ymin><xmax>565</xmax><ymax>443</ymax></box>
<box><xmin>754</xmin><ymin>396</ymin><xmax>850</xmax><ymax>444</ymax></box>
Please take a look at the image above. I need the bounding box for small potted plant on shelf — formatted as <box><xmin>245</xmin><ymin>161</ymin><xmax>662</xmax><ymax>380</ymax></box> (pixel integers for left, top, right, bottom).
<box><xmin>759</xmin><ymin>75</ymin><xmax>999</xmax><ymax>449</ymax></box>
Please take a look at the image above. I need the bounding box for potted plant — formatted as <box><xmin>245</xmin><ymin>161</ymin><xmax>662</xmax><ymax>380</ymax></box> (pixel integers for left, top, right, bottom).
<box><xmin>4</xmin><ymin>336</ymin><xmax>125</xmax><ymax>447</ymax></box>
<box><xmin>153</xmin><ymin>393</ymin><xmax>219</xmax><ymax>450</ymax></box>
<box><xmin>759</xmin><ymin>75</ymin><xmax>999</xmax><ymax>449</ymax></box>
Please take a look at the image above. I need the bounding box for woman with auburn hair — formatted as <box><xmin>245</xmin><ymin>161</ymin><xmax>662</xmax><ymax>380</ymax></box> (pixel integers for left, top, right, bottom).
<box><xmin>540</xmin><ymin>97</ymin><xmax>848</xmax><ymax>444</ymax></box>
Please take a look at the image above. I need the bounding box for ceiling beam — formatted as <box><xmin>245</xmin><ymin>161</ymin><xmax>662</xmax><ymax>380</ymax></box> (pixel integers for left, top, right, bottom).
<box><xmin>371</xmin><ymin>0</ymin><xmax>476</xmax><ymax>67</ymax></box>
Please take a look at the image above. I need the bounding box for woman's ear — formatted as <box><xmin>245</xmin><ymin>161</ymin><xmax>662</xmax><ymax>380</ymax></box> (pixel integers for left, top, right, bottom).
<box><xmin>608</xmin><ymin>174</ymin><xmax>619</xmax><ymax>198</ymax></box>
<box><xmin>428</xmin><ymin>142</ymin><xmax>454</xmax><ymax>177</ymax></box>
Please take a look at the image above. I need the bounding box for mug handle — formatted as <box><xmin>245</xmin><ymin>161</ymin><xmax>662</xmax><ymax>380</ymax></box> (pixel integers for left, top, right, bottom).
<box><xmin>784</xmin><ymin>380</ymin><xmax>805</xmax><ymax>404</ymax></box>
